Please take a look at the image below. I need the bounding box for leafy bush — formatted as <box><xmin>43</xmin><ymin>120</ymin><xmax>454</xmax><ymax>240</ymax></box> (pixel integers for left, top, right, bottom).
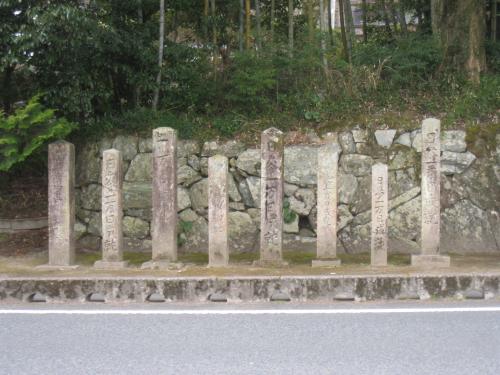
<box><xmin>225</xmin><ymin>52</ymin><xmax>276</xmax><ymax>113</ymax></box>
<box><xmin>352</xmin><ymin>35</ymin><xmax>441</xmax><ymax>89</ymax></box>
<box><xmin>0</xmin><ymin>95</ymin><xmax>76</xmax><ymax>171</ymax></box>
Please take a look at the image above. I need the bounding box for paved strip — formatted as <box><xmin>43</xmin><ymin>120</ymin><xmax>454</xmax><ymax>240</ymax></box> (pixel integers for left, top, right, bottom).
<box><xmin>1</xmin><ymin>303</ymin><xmax>500</xmax><ymax>375</ymax></box>
<box><xmin>1</xmin><ymin>306</ymin><xmax>500</xmax><ymax>315</ymax></box>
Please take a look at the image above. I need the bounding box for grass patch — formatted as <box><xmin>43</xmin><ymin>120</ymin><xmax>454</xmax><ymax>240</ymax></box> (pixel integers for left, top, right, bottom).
<box><xmin>76</xmin><ymin>251</ymin><xmax>411</xmax><ymax>267</ymax></box>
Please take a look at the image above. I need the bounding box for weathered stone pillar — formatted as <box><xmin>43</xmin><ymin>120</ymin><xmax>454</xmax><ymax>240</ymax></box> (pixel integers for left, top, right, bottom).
<box><xmin>94</xmin><ymin>149</ymin><xmax>128</xmax><ymax>269</ymax></box>
<box><xmin>142</xmin><ymin>127</ymin><xmax>179</xmax><ymax>269</ymax></box>
<box><xmin>41</xmin><ymin>141</ymin><xmax>77</xmax><ymax>269</ymax></box>
<box><xmin>371</xmin><ymin>163</ymin><xmax>388</xmax><ymax>267</ymax></box>
<box><xmin>256</xmin><ymin>127</ymin><xmax>287</xmax><ymax>266</ymax></box>
<box><xmin>412</xmin><ymin>118</ymin><xmax>450</xmax><ymax>267</ymax></box>
<box><xmin>312</xmin><ymin>142</ymin><xmax>341</xmax><ymax>267</ymax></box>
<box><xmin>208</xmin><ymin>155</ymin><xmax>229</xmax><ymax>267</ymax></box>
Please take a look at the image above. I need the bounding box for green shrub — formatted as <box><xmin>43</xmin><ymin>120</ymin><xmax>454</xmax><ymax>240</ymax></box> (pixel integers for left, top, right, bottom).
<box><xmin>225</xmin><ymin>52</ymin><xmax>276</xmax><ymax>113</ymax></box>
<box><xmin>0</xmin><ymin>95</ymin><xmax>76</xmax><ymax>172</ymax></box>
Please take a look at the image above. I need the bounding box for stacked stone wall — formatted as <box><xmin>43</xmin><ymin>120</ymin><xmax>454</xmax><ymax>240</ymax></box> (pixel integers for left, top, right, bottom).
<box><xmin>74</xmin><ymin>130</ymin><xmax>500</xmax><ymax>254</ymax></box>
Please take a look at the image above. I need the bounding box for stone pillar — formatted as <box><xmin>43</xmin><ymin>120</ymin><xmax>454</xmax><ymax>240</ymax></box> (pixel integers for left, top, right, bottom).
<box><xmin>208</xmin><ymin>155</ymin><xmax>229</xmax><ymax>267</ymax></box>
<box><xmin>94</xmin><ymin>149</ymin><xmax>128</xmax><ymax>269</ymax></box>
<box><xmin>412</xmin><ymin>118</ymin><xmax>450</xmax><ymax>267</ymax></box>
<box><xmin>256</xmin><ymin>127</ymin><xmax>287</xmax><ymax>266</ymax></box>
<box><xmin>371</xmin><ymin>163</ymin><xmax>388</xmax><ymax>267</ymax></box>
<box><xmin>142</xmin><ymin>127</ymin><xmax>179</xmax><ymax>269</ymax></box>
<box><xmin>312</xmin><ymin>142</ymin><xmax>341</xmax><ymax>267</ymax></box>
<box><xmin>42</xmin><ymin>141</ymin><xmax>77</xmax><ymax>269</ymax></box>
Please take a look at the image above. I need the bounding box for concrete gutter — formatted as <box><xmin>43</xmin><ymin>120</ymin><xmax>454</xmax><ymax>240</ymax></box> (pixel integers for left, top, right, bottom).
<box><xmin>1</xmin><ymin>273</ymin><xmax>499</xmax><ymax>303</ymax></box>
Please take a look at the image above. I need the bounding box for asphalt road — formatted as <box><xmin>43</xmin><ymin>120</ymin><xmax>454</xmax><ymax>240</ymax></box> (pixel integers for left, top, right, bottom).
<box><xmin>1</xmin><ymin>301</ymin><xmax>500</xmax><ymax>375</ymax></box>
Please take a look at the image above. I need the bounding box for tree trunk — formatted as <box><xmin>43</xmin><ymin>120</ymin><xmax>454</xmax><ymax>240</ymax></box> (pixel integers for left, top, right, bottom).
<box><xmin>288</xmin><ymin>0</ymin><xmax>294</xmax><ymax>57</ymax></box>
<box><xmin>388</xmin><ymin>0</ymin><xmax>399</xmax><ymax>31</ymax></box>
<box><xmin>361</xmin><ymin>0</ymin><xmax>368</xmax><ymax>42</ymax></box>
<box><xmin>152</xmin><ymin>0</ymin><xmax>165</xmax><ymax>111</ymax></box>
<box><xmin>432</xmin><ymin>0</ymin><xmax>486</xmax><ymax>84</ymax></box>
<box><xmin>211</xmin><ymin>0</ymin><xmax>216</xmax><ymax>46</ymax></box>
<box><xmin>306</xmin><ymin>0</ymin><xmax>314</xmax><ymax>44</ymax></box>
<box><xmin>380</xmin><ymin>0</ymin><xmax>392</xmax><ymax>35</ymax></box>
<box><xmin>344</xmin><ymin>0</ymin><xmax>354</xmax><ymax>59</ymax></box>
<box><xmin>398</xmin><ymin>0</ymin><xmax>408</xmax><ymax>35</ymax></box>
<box><xmin>239</xmin><ymin>0</ymin><xmax>244</xmax><ymax>51</ymax></box>
<box><xmin>338</xmin><ymin>0</ymin><xmax>350</xmax><ymax>62</ymax></box>
<box><xmin>245</xmin><ymin>0</ymin><xmax>251</xmax><ymax>49</ymax></box>
<box><xmin>256</xmin><ymin>0</ymin><xmax>262</xmax><ymax>51</ymax></box>
<box><xmin>136</xmin><ymin>0</ymin><xmax>144</xmax><ymax>107</ymax></box>
<box><xmin>270</xmin><ymin>0</ymin><xmax>275</xmax><ymax>43</ymax></box>
<box><xmin>328</xmin><ymin>0</ymin><xmax>335</xmax><ymax>46</ymax></box>
<box><xmin>319</xmin><ymin>0</ymin><xmax>328</xmax><ymax>71</ymax></box>
<box><xmin>203</xmin><ymin>0</ymin><xmax>209</xmax><ymax>43</ymax></box>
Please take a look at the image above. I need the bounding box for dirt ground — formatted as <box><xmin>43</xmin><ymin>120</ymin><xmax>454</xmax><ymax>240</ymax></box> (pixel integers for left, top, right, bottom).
<box><xmin>1</xmin><ymin>244</ymin><xmax>500</xmax><ymax>278</ymax></box>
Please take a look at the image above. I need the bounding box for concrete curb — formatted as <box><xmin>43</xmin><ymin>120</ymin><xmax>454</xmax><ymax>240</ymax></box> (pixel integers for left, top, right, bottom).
<box><xmin>0</xmin><ymin>217</ymin><xmax>48</xmax><ymax>233</ymax></box>
<box><xmin>1</xmin><ymin>273</ymin><xmax>500</xmax><ymax>303</ymax></box>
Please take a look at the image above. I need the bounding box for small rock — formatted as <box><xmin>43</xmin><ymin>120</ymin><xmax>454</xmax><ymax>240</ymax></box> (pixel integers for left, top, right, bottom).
<box><xmin>122</xmin><ymin>216</ymin><xmax>149</xmax><ymax>239</ymax></box>
<box><xmin>375</xmin><ymin>129</ymin><xmax>397</xmax><ymax>148</ymax></box>
<box><xmin>177</xmin><ymin>187</ymin><xmax>192</xmax><ymax>211</ymax></box>
<box><xmin>352</xmin><ymin>129</ymin><xmax>369</xmax><ymax>143</ymax></box>
<box><xmin>442</xmin><ymin>130</ymin><xmax>466</xmax><ymax>152</ymax></box>
<box><xmin>179</xmin><ymin>208</ymin><xmax>198</xmax><ymax>222</ymax></box>
<box><xmin>340</xmin><ymin>154</ymin><xmax>374</xmax><ymax>177</ymax></box>
<box><xmin>339</xmin><ymin>132</ymin><xmax>356</xmax><ymax>154</ymax></box>
<box><xmin>395</xmin><ymin>132</ymin><xmax>412</xmax><ymax>147</ymax></box>
<box><xmin>188</xmin><ymin>154</ymin><xmax>200</xmax><ymax>171</ymax></box>
<box><xmin>177</xmin><ymin>165</ymin><xmax>202</xmax><ymax>187</ymax></box>
<box><xmin>138</xmin><ymin>138</ymin><xmax>152</xmax><ymax>153</ymax></box>
<box><xmin>441</xmin><ymin>151</ymin><xmax>476</xmax><ymax>175</ymax></box>
<box><xmin>228</xmin><ymin>174</ymin><xmax>242</xmax><ymax>202</ymax></box>
<box><xmin>178</xmin><ymin>140</ymin><xmax>200</xmax><ymax>157</ymax></box>
<box><xmin>189</xmin><ymin>179</ymin><xmax>208</xmax><ymax>210</ymax></box>
<box><xmin>236</xmin><ymin>149</ymin><xmax>261</xmax><ymax>176</ymax></box>
<box><xmin>112</xmin><ymin>135</ymin><xmax>138</xmax><ymax>161</ymax></box>
<box><xmin>411</xmin><ymin>130</ymin><xmax>422</xmax><ymax>152</ymax></box>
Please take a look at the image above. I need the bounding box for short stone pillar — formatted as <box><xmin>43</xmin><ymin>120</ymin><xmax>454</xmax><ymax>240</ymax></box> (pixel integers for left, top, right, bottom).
<box><xmin>256</xmin><ymin>128</ymin><xmax>287</xmax><ymax>266</ymax></box>
<box><xmin>94</xmin><ymin>149</ymin><xmax>128</xmax><ymax>269</ymax></box>
<box><xmin>312</xmin><ymin>142</ymin><xmax>341</xmax><ymax>267</ymax></box>
<box><xmin>41</xmin><ymin>141</ymin><xmax>77</xmax><ymax>269</ymax></box>
<box><xmin>208</xmin><ymin>155</ymin><xmax>229</xmax><ymax>267</ymax></box>
<box><xmin>412</xmin><ymin>118</ymin><xmax>450</xmax><ymax>267</ymax></box>
<box><xmin>142</xmin><ymin>127</ymin><xmax>179</xmax><ymax>269</ymax></box>
<box><xmin>371</xmin><ymin>163</ymin><xmax>388</xmax><ymax>267</ymax></box>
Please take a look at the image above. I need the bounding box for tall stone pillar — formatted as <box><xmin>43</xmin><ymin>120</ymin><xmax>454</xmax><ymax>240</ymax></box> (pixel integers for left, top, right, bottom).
<box><xmin>41</xmin><ymin>141</ymin><xmax>77</xmax><ymax>269</ymax></box>
<box><xmin>142</xmin><ymin>127</ymin><xmax>180</xmax><ymax>269</ymax></box>
<box><xmin>412</xmin><ymin>118</ymin><xmax>450</xmax><ymax>267</ymax></box>
<box><xmin>371</xmin><ymin>163</ymin><xmax>388</xmax><ymax>267</ymax></box>
<box><xmin>208</xmin><ymin>155</ymin><xmax>229</xmax><ymax>267</ymax></box>
<box><xmin>94</xmin><ymin>149</ymin><xmax>128</xmax><ymax>269</ymax></box>
<box><xmin>312</xmin><ymin>142</ymin><xmax>341</xmax><ymax>267</ymax></box>
<box><xmin>255</xmin><ymin>127</ymin><xmax>287</xmax><ymax>266</ymax></box>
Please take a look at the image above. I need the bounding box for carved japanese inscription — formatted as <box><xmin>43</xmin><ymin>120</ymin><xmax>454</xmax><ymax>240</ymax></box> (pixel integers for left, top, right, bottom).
<box><xmin>421</xmin><ymin>118</ymin><xmax>441</xmax><ymax>254</ymax></box>
<box><xmin>48</xmin><ymin>141</ymin><xmax>75</xmax><ymax>266</ymax></box>
<box><xmin>371</xmin><ymin>163</ymin><xmax>388</xmax><ymax>266</ymax></box>
<box><xmin>152</xmin><ymin>127</ymin><xmax>177</xmax><ymax>261</ymax></box>
<box><xmin>316</xmin><ymin>143</ymin><xmax>340</xmax><ymax>259</ymax></box>
<box><xmin>259</xmin><ymin>128</ymin><xmax>284</xmax><ymax>262</ymax></box>
<box><xmin>101</xmin><ymin>149</ymin><xmax>124</xmax><ymax>262</ymax></box>
<box><xmin>208</xmin><ymin>155</ymin><xmax>229</xmax><ymax>267</ymax></box>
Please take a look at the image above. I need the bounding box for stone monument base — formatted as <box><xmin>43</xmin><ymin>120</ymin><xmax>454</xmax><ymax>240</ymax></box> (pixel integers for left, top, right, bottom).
<box><xmin>311</xmin><ymin>259</ymin><xmax>341</xmax><ymax>267</ymax></box>
<box><xmin>94</xmin><ymin>260</ymin><xmax>129</xmax><ymax>269</ymax></box>
<box><xmin>411</xmin><ymin>254</ymin><xmax>450</xmax><ymax>268</ymax></box>
<box><xmin>141</xmin><ymin>260</ymin><xmax>183</xmax><ymax>270</ymax></box>
<box><xmin>253</xmin><ymin>259</ymin><xmax>289</xmax><ymax>267</ymax></box>
<box><xmin>36</xmin><ymin>264</ymin><xmax>80</xmax><ymax>270</ymax></box>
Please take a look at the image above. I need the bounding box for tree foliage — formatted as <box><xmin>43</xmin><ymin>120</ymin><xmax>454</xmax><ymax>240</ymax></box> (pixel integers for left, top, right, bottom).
<box><xmin>0</xmin><ymin>95</ymin><xmax>75</xmax><ymax>171</ymax></box>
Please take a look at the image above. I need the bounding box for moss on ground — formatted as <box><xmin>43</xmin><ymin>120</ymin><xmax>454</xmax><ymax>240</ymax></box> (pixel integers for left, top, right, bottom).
<box><xmin>76</xmin><ymin>251</ymin><xmax>410</xmax><ymax>267</ymax></box>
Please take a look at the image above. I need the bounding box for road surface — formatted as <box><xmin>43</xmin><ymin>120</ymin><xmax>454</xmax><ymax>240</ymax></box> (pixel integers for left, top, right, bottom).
<box><xmin>1</xmin><ymin>300</ymin><xmax>499</xmax><ymax>375</ymax></box>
